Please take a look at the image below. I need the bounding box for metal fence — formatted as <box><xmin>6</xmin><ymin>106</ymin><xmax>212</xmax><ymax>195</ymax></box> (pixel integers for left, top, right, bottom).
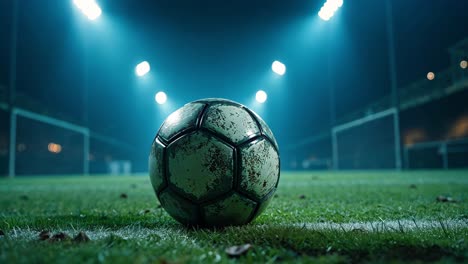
<box><xmin>405</xmin><ymin>138</ymin><xmax>468</xmax><ymax>169</ymax></box>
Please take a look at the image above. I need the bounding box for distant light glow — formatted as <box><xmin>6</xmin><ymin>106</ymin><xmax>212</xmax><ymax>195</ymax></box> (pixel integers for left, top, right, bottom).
<box><xmin>404</xmin><ymin>129</ymin><xmax>427</xmax><ymax>146</ymax></box>
<box><xmin>272</xmin><ymin>60</ymin><xmax>286</xmax><ymax>76</ymax></box>
<box><xmin>73</xmin><ymin>0</ymin><xmax>102</xmax><ymax>20</ymax></box>
<box><xmin>460</xmin><ymin>60</ymin><xmax>468</xmax><ymax>69</ymax></box>
<box><xmin>318</xmin><ymin>0</ymin><xmax>343</xmax><ymax>21</ymax></box>
<box><xmin>256</xmin><ymin>90</ymin><xmax>268</xmax><ymax>103</ymax></box>
<box><xmin>136</xmin><ymin>61</ymin><xmax>150</xmax><ymax>77</ymax></box>
<box><xmin>447</xmin><ymin>116</ymin><xmax>468</xmax><ymax>138</ymax></box>
<box><xmin>48</xmin><ymin>143</ymin><xmax>62</xmax><ymax>154</ymax></box>
<box><xmin>155</xmin><ymin>91</ymin><xmax>167</xmax><ymax>104</ymax></box>
<box><xmin>427</xmin><ymin>72</ymin><xmax>435</xmax><ymax>81</ymax></box>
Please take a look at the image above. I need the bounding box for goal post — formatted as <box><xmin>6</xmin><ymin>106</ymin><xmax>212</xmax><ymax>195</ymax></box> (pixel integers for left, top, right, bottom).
<box><xmin>332</xmin><ymin>107</ymin><xmax>402</xmax><ymax>170</ymax></box>
<box><xmin>8</xmin><ymin>107</ymin><xmax>90</xmax><ymax>177</ymax></box>
<box><xmin>5</xmin><ymin>106</ymin><xmax>136</xmax><ymax>177</ymax></box>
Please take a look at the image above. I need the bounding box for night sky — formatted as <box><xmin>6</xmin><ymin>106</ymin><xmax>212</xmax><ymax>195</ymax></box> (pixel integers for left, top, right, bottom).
<box><xmin>0</xmin><ymin>0</ymin><xmax>467</xmax><ymax>170</ymax></box>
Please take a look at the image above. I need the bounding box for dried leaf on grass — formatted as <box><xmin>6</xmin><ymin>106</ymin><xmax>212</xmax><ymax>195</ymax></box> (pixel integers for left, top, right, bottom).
<box><xmin>351</xmin><ymin>228</ymin><xmax>366</xmax><ymax>233</ymax></box>
<box><xmin>225</xmin><ymin>244</ymin><xmax>252</xmax><ymax>257</ymax></box>
<box><xmin>38</xmin><ymin>230</ymin><xmax>51</xmax><ymax>240</ymax></box>
<box><xmin>50</xmin><ymin>232</ymin><xmax>70</xmax><ymax>242</ymax></box>
<box><xmin>139</xmin><ymin>209</ymin><xmax>151</xmax><ymax>215</ymax></box>
<box><xmin>73</xmin><ymin>232</ymin><xmax>91</xmax><ymax>243</ymax></box>
<box><xmin>436</xmin><ymin>195</ymin><xmax>458</xmax><ymax>203</ymax></box>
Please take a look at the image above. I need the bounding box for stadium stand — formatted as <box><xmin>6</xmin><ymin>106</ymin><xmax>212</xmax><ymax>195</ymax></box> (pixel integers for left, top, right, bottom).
<box><xmin>288</xmin><ymin>37</ymin><xmax>468</xmax><ymax>170</ymax></box>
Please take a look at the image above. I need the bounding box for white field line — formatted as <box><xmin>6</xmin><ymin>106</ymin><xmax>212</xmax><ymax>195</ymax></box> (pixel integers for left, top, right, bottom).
<box><xmin>1</xmin><ymin>178</ymin><xmax>467</xmax><ymax>192</ymax></box>
<box><xmin>280</xmin><ymin>178</ymin><xmax>468</xmax><ymax>187</ymax></box>
<box><xmin>4</xmin><ymin>225</ymin><xmax>196</xmax><ymax>243</ymax></box>
<box><xmin>2</xmin><ymin>219</ymin><xmax>467</xmax><ymax>241</ymax></box>
<box><xmin>0</xmin><ymin>185</ymin><xmax>149</xmax><ymax>192</ymax></box>
<box><xmin>287</xmin><ymin>219</ymin><xmax>468</xmax><ymax>232</ymax></box>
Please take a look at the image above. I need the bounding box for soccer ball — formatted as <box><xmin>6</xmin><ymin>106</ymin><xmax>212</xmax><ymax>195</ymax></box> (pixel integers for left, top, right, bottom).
<box><xmin>149</xmin><ymin>98</ymin><xmax>280</xmax><ymax>227</ymax></box>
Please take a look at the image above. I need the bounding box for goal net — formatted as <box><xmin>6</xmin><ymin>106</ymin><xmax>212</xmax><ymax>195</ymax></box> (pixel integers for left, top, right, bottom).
<box><xmin>2</xmin><ymin>106</ymin><xmax>134</xmax><ymax>176</ymax></box>
<box><xmin>11</xmin><ymin>108</ymin><xmax>89</xmax><ymax>176</ymax></box>
<box><xmin>285</xmin><ymin>133</ymin><xmax>332</xmax><ymax>170</ymax></box>
<box><xmin>332</xmin><ymin>108</ymin><xmax>401</xmax><ymax>170</ymax></box>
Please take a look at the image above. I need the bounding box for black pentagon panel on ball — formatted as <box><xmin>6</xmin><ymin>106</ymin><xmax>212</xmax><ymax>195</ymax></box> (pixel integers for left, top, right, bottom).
<box><xmin>157</xmin><ymin>102</ymin><xmax>206</xmax><ymax>143</ymax></box>
<box><xmin>201</xmin><ymin>103</ymin><xmax>261</xmax><ymax>145</ymax></box>
<box><xmin>167</xmin><ymin>130</ymin><xmax>235</xmax><ymax>203</ymax></box>
<box><xmin>202</xmin><ymin>193</ymin><xmax>257</xmax><ymax>227</ymax></box>
<box><xmin>159</xmin><ymin>189</ymin><xmax>199</xmax><ymax>226</ymax></box>
<box><xmin>149</xmin><ymin>138</ymin><xmax>166</xmax><ymax>194</ymax></box>
<box><xmin>239</xmin><ymin>137</ymin><xmax>280</xmax><ymax>201</ymax></box>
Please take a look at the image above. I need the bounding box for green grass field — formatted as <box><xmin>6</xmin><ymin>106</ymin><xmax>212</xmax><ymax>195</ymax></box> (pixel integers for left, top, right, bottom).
<box><xmin>0</xmin><ymin>171</ymin><xmax>467</xmax><ymax>263</ymax></box>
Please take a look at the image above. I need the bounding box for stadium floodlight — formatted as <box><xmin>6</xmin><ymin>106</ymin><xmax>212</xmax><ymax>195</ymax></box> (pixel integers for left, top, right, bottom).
<box><xmin>272</xmin><ymin>60</ymin><xmax>286</xmax><ymax>76</ymax></box>
<box><xmin>318</xmin><ymin>0</ymin><xmax>343</xmax><ymax>21</ymax></box>
<box><xmin>155</xmin><ymin>91</ymin><xmax>167</xmax><ymax>105</ymax></box>
<box><xmin>136</xmin><ymin>61</ymin><xmax>151</xmax><ymax>77</ymax></box>
<box><xmin>73</xmin><ymin>0</ymin><xmax>102</xmax><ymax>20</ymax></box>
<box><xmin>427</xmin><ymin>72</ymin><xmax>435</xmax><ymax>81</ymax></box>
<box><xmin>460</xmin><ymin>60</ymin><xmax>467</xmax><ymax>69</ymax></box>
<box><xmin>256</xmin><ymin>90</ymin><xmax>268</xmax><ymax>103</ymax></box>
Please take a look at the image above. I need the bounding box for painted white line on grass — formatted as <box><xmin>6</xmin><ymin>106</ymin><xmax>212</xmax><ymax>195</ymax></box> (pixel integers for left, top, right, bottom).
<box><xmin>4</xmin><ymin>225</ymin><xmax>196</xmax><ymax>244</ymax></box>
<box><xmin>280</xmin><ymin>179</ymin><xmax>468</xmax><ymax>187</ymax></box>
<box><xmin>2</xmin><ymin>219</ymin><xmax>467</xmax><ymax>241</ymax></box>
<box><xmin>286</xmin><ymin>219</ymin><xmax>468</xmax><ymax>232</ymax></box>
<box><xmin>0</xmin><ymin>185</ymin><xmax>151</xmax><ymax>192</ymax></box>
<box><xmin>1</xmin><ymin>177</ymin><xmax>467</xmax><ymax>192</ymax></box>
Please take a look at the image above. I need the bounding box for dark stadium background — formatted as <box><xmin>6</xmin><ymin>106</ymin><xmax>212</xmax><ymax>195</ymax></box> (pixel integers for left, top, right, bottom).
<box><xmin>0</xmin><ymin>0</ymin><xmax>467</xmax><ymax>174</ymax></box>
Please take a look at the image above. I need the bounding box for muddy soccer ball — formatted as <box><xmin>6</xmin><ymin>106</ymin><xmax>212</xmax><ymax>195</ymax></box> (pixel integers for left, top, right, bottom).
<box><xmin>149</xmin><ymin>98</ymin><xmax>280</xmax><ymax>227</ymax></box>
